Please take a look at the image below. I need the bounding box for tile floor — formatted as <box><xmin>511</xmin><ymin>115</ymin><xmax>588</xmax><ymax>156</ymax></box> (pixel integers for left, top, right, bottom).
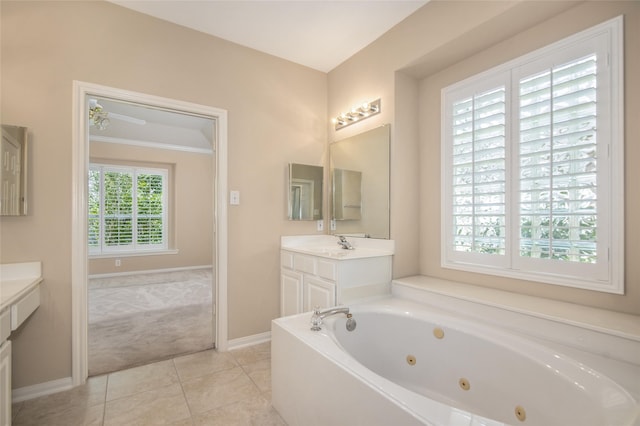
<box><xmin>11</xmin><ymin>342</ymin><xmax>287</xmax><ymax>426</ymax></box>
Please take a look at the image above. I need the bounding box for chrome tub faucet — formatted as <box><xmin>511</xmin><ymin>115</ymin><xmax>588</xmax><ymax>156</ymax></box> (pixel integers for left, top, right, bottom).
<box><xmin>310</xmin><ymin>306</ymin><xmax>356</xmax><ymax>331</ymax></box>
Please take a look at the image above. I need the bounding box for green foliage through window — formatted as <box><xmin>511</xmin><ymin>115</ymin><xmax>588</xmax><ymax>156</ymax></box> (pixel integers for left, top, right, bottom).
<box><xmin>89</xmin><ymin>165</ymin><xmax>167</xmax><ymax>254</ymax></box>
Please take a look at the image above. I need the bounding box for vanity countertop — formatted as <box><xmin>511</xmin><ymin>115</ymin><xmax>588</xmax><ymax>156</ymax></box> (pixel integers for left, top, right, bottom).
<box><xmin>281</xmin><ymin>235</ymin><xmax>394</xmax><ymax>260</ymax></box>
<box><xmin>0</xmin><ymin>262</ymin><xmax>43</xmax><ymax>311</ymax></box>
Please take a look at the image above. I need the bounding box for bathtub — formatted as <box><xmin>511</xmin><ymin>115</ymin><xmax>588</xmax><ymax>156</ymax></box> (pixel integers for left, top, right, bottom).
<box><xmin>271</xmin><ymin>297</ymin><xmax>639</xmax><ymax>426</ymax></box>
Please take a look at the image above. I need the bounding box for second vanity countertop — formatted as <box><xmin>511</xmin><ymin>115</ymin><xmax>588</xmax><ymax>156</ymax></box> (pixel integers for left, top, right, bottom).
<box><xmin>281</xmin><ymin>235</ymin><xmax>394</xmax><ymax>260</ymax></box>
<box><xmin>1</xmin><ymin>262</ymin><xmax>43</xmax><ymax>311</ymax></box>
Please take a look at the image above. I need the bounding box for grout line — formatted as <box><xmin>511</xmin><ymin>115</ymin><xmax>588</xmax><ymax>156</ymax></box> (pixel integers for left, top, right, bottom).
<box><xmin>102</xmin><ymin>374</ymin><xmax>109</xmax><ymax>425</ymax></box>
<box><xmin>173</xmin><ymin>358</ymin><xmax>196</xmax><ymax>425</ymax></box>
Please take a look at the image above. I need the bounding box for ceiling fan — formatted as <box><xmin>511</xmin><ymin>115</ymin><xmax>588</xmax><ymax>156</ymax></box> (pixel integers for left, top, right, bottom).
<box><xmin>89</xmin><ymin>98</ymin><xmax>146</xmax><ymax>130</ymax></box>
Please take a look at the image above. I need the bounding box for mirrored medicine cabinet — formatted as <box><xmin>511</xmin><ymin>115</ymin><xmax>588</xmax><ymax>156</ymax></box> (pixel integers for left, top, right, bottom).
<box><xmin>1</xmin><ymin>124</ymin><xmax>29</xmax><ymax>216</ymax></box>
<box><xmin>288</xmin><ymin>163</ymin><xmax>323</xmax><ymax>221</ymax></box>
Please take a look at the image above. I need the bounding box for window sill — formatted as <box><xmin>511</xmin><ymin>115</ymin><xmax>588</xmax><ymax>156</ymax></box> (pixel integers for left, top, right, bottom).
<box><xmin>89</xmin><ymin>249</ymin><xmax>179</xmax><ymax>259</ymax></box>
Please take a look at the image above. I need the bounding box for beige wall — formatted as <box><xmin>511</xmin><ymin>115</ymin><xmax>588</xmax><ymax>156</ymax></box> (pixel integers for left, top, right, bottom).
<box><xmin>330</xmin><ymin>1</ymin><xmax>639</xmax><ymax>315</ymax></box>
<box><xmin>88</xmin><ymin>141</ymin><xmax>214</xmax><ymax>275</ymax></box>
<box><xmin>1</xmin><ymin>1</ymin><xmax>326</xmax><ymax>388</ymax></box>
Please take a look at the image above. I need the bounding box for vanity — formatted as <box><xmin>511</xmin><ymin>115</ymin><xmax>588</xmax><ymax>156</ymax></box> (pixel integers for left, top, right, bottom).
<box><xmin>0</xmin><ymin>262</ymin><xmax>42</xmax><ymax>426</ymax></box>
<box><xmin>280</xmin><ymin>235</ymin><xmax>393</xmax><ymax>316</ymax></box>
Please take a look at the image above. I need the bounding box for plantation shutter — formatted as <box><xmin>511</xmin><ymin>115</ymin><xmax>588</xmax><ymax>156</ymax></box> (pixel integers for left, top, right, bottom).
<box><xmin>518</xmin><ymin>54</ymin><xmax>598</xmax><ymax>264</ymax></box>
<box><xmin>136</xmin><ymin>171</ymin><xmax>165</xmax><ymax>248</ymax></box>
<box><xmin>451</xmin><ymin>86</ymin><xmax>507</xmax><ymax>256</ymax></box>
<box><xmin>103</xmin><ymin>168</ymin><xmax>134</xmax><ymax>249</ymax></box>
<box><xmin>88</xmin><ymin>168</ymin><xmax>101</xmax><ymax>253</ymax></box>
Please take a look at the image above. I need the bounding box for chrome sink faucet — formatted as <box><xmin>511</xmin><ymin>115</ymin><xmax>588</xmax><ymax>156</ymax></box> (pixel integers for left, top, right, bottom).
<box><xmin>310</xmin><ymin>306</ymin><xmax>356</xmax><ymax>331</ymax></box>
<box><xmin>337</xmin><ymin>235</ymin><xmax>354</xmax><ymax>250</ymax></box>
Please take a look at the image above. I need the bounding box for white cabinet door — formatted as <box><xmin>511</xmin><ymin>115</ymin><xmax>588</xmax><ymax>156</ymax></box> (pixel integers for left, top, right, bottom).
<box><xmin>0</xmin><ymin>340</ymin><xmax>11</xmax><ymax>426</ymax></box>
<box><xmin>304</xmin><ymin>276</ymin><xmax>336</xmax><ymax>312</ymax></box>
<box><xmin>280</xmin><ymin>269</ymin><xmax>303</xmax><ymax>317</ymax></box>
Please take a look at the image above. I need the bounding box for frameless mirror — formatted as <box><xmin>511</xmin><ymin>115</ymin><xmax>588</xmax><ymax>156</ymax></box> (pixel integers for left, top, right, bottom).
<box><xmin>330</xmin><ymin>124</ymin><xmax>390</xmax><ymax>239</ymax></box>
<box><xmin>1</xmin><ymin>124</ymin><xmax>28</xmax><ymax>216</ymax></box>
<box><xmin>288</xmin><ymin>163</ymin><xmax>323</xmax><ymax>220</ymax></box>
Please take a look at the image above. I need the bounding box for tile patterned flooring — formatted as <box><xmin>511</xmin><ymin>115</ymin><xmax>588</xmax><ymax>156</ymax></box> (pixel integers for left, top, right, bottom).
<box><xmin>11</xmin><ymin>342</ymin><xmax>287</xmax><ymax>426</ymax></box>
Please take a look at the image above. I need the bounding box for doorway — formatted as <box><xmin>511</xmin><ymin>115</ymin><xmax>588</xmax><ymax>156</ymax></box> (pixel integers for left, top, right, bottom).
<box><xmin>71</xmin><ymin>82</ymin><xmax>228</xmax><ymax>385</ymax></box>
<box><xmin>87</xmin><ymin>96</ymin><xmax>215</xmax><ymax>374</ymax></box>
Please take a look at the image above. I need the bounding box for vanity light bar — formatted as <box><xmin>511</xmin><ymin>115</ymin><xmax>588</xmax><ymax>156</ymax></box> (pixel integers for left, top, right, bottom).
<box><xmin>332</xmin><ymin>99</ymin><xmax>381</xmax><ymax>130</ymax></box>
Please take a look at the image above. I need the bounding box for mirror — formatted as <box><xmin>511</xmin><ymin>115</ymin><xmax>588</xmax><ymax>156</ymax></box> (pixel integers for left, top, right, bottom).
<box><xmin>330</xmin><ymin>124</ymin><xmax>390</xmax><ymax>239</ymax></box>
<box><xmin>1</xmin><ymin>124</ymin><xmax>28</xmax><ymax>216</ymax></box>
<box><xmin>288</xmin><ymin>163</ymin><xmax>323</xmax><ymax>220</ymax></box>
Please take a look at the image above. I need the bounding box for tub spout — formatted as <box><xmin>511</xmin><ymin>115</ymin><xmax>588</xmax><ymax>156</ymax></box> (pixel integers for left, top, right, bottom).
<box><xmin>310</xmin><ymin>306</ymin><xmax>350</xmax><ymax>331</ymax></box>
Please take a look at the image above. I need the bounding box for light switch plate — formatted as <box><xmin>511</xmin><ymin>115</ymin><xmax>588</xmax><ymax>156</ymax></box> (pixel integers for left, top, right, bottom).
<box><xmin>230</xmin><ymin>190</ymin><xmax>240</xmax><ymax>205</ymax></box>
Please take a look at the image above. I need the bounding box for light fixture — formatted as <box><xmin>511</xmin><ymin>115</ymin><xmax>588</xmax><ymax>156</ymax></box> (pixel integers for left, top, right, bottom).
<box><xmin>332</xmin><ymin>98</ymin><xmax>381</xmax><ymax>130</ymax></box>
<box><xmin>89</xmin><ymin>99</ymin><xmax>110</xmax><ymax>130</ymax></box>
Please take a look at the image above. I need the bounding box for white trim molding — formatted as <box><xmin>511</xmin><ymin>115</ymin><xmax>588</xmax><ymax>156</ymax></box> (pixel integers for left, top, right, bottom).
<box><xmin>12</xmin><ymin>377</ymin><xmax>74</xmax><ymax>403</ymax></box>
<box><xmin>72</xmin><ymin>81</ymin><xmax>229</xmax><ymax>387</ymax></box>
<box><xmin>228</xmin><ymin>331</ymin><xmax>271</xmax><ymax>350</ymax></box>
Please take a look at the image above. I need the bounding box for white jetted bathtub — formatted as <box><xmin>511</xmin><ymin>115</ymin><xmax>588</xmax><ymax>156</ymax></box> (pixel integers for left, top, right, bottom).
<box><xmin>272</xmin><ymin>295</ymin><xmax>639</xmax><ymax>426</ymax></box>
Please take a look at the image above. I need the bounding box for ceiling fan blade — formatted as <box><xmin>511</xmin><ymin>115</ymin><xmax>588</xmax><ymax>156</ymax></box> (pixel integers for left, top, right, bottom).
<box><xmin>108</xmin><ymin>112</ymin><xmax>147</xmax><ymax>126</ymax></box>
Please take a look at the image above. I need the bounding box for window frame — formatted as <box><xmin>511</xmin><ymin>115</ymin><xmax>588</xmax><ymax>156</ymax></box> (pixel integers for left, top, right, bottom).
<box><xmin>89</xmin><ymin>163</ymin><xmax>170</xmax><ymax>257</ymax></box>
<box><xmin>441</xmin><ymin>16</ymin><xmax>624</xmax><ymax>294</ymax></box>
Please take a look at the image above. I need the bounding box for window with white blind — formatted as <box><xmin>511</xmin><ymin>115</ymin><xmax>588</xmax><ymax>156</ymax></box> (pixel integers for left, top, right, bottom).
<box><xmin>89</xmin><ymin>164</ymin><xmax>168</xmax><ymax>255</ymax></box>
<box><xmin>441</xmin><ymin>17</ymin><xmax>624</xmax><ymax>293</ymax></box>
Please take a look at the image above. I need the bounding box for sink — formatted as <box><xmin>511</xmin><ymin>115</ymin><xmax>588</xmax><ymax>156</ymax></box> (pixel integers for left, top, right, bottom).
<box><xmin>281</xmin><ymin>235</ymin><xmax>395</xmax><ymax>260</ymax></box>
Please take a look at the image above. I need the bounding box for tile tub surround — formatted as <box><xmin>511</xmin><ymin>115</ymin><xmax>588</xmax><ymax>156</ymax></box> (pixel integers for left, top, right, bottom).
<box><xmin>89</xmin><ymin>268</ymin><xmax>214</xmax><ymax>376</ymax></box>
<box><xmin>11</xmin><ymin>343</ymin><xmax>284</xmax><ymax>426</ymax></box>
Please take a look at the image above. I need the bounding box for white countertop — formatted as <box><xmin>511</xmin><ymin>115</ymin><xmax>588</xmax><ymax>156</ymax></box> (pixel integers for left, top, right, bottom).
<box><xmin>0</xmin><ymin>262</ymin><xmax>43</xmax><ymax>311</ymax></box>
<box><xmin>281</xmin><ymin>235</ymin><xmax>394</xmax><ymax>260</ymax></box>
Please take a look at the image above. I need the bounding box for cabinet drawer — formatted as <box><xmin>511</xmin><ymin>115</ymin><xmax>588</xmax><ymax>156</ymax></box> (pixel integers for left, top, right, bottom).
<box><xmin>11</xmin><ymin>286</ymin><xmax>40</xmax><ymax>331</ymax></box>
<box><xmin>316</xmin><ymin>259</ymin><xmax>336</xmax><ymax>281</ymax></box>
<box><xmin>281</xmin><ymin>251</ymin><xmax>295</xmax><ymax>269</ymax></box>
<box><xmin>0</xmin><ymin>309</ymin><xmax>9</xmax><ymax>342</ymax></box>
<box><xmin>293</xmin><ymin>254</ymin><xmax>316</xmax><ymax>274</ymax></box>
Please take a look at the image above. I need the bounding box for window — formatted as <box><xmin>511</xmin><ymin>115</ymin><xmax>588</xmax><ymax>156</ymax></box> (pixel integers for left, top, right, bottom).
<box><xmin>441</xmin><ymin>17</ymin><xmax>623</xmax><ymax>293</ymax></box>
<box><xmin>89</xmin><ymin>164</ymin><xmax>168</xmax><ymax>255</ymax></box>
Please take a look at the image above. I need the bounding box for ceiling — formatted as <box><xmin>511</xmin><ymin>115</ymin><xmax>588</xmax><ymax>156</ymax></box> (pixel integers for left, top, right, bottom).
<box><xmin>89</xmin><ymin>97</ymin><xmax>215</xmax><ymax>153</ymax></box>
<box><xmin>109</xmin><ymin>0</ymin><xmax>429</xmax><ymax>73</ymax></box>
<box><xmin>92</xmin><ymin>1</ymin><xmax>428</xmax><ymax>151</ymax></box>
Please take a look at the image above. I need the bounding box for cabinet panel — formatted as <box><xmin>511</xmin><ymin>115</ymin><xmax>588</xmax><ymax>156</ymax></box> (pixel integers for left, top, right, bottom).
<box><xmin>316</xmin><ymin>259</ymin><xmax>336</xmax><ymax>281</ymax></box>
<box><xmin>280</xmin><ymin>269</ymin><xmax>303</xmax><ymax>317</ymax></box>
<box><xmin>304</xmin><ymin>276</ymin><xmax>336</xmax><ymax>313</ymax></box>
<box><xmin>293</xmin><ymin>254</ymin><xmax>315</xmax><ymax>274</ymax></box>
<box><xmin>0</xmin><ymin>340</ymin><xmax>11</xmax><ymax>426</ymax></box>
<box><xmin>281</xmin><ymin>251</ymin><xmax>294</xmax><ymax>269</ymax></box>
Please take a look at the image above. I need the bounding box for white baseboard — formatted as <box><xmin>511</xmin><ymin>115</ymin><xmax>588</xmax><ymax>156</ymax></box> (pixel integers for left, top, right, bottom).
<box><xmin>227</xmin><ymin>331</ymin><xmax>271</xmax><ymax>350</ymax></box>
<box><xmin>88</xmin><ymin>264</ymin><xmax>213</xmax><ymax>279</ymax></box>
<box><xmin>12</xmin><ymin>377</ymin><xmax>74</xmax><ymax>403</ymax></box>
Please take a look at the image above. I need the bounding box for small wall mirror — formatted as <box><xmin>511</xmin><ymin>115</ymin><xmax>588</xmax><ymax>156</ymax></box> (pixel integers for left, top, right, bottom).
<box><xmin>1</xmin><ymin>124</ymin><xmax>29</xmax><ymax>216</ymax></box>
<box><xmin>330</xmin><ymin>124</ymin><xmax>390</xmax><ymax>239</ymax></box>
<box><xmin>288</xmin><ymin>163</ymin><xmax>323</xmax><ymax>220</ymax></box>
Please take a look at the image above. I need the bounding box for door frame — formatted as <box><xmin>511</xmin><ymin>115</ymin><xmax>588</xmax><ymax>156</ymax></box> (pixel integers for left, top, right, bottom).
<box><xmin>71</xmin><ymin>81</ymin><xmax>228</xmax><ymax>386</ymax></box>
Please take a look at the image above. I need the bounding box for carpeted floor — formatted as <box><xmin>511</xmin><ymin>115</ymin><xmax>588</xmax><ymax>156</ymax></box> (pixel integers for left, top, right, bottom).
<box><xmin>88</xmin><ymin>268</ymin><xmax>214</xmax><ymax>376</ymax></box>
